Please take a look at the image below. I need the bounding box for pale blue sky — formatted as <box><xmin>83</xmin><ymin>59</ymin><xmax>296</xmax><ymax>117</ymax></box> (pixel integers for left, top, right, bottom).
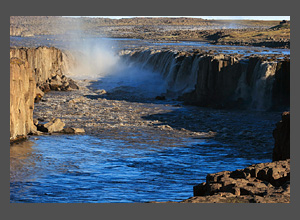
<box><xmin>74</xmin><ymin>16</ymin><xmax>290</xmax><ymax>20</ymax></box>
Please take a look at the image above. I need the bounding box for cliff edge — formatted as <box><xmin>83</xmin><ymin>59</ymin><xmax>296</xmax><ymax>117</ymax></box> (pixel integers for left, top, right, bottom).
<box><xmin>10</xmin><ymin>58</ymin><xmax>36</xmax><ymax>142</ymax></box>
<box><xmin>10</xmin><ymin>46</ymin><xmax>77</xmax><ymax>143</ymax></box>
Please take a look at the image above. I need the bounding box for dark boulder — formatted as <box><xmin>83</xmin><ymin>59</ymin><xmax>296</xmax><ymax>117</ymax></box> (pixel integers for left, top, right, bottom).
<box><xmin>273</xmin><ymin>111</ymin><xmax>290</xmax><ymax>161</ymax></box>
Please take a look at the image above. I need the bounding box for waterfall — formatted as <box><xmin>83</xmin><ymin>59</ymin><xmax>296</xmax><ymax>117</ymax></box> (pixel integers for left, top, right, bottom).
<box><xmin>234</xmin><ymin>60</ymin><xmax>278</xmax><ymax>111</ymax></box>
<box><xmin>234</xmin><ymin>63</ymin><xmax>251</xmax><ymax>102</ymax></box>
<box><xmin>121</xmin><ymin>49</ymin><xmax>288</xmax><ymax>111</ymax></box>
<box><xmin>250</xmin><ymin>61</ymin><xmax>277</xmax><ymax>110</ymax></box>
<box><xmin>121</xmin><ymin>50</ymin><xmax>200</xmax><ymax>98</ymax></box>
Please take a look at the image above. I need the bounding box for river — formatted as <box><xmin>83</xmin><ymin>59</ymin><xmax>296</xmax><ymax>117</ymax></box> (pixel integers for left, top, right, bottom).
<box><xmin>10</xmin><ymin>36</ymin><xmax>287</xmax><ymax>203</ymax></box>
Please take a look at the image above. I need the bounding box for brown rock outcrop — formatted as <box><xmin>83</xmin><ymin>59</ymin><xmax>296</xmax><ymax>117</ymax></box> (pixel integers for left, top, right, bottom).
<box><xmin>10</xmin><ymin>58</ymin><xmax>36</xmax><ymax>142</ymax></box>
<box><xmin>10</xmin><ymin>46</ymin><xmax>72</xmax><ymax>86</ymax></box>
<box><xmin>273</xmin><ymin>111</ymin><xmax>290</xmax><ymax>161</ymax></box>
<box><xmin>149</xmin><ymin>111</ymin><xmax>291</xmax><ymax>203</ymax></box>
<box><xmin>10</xmin><ymin>46</ymin><xmax>78</xmax><ymax>99</ymax></box>
<box><xmin>189</xmin><ymin>159</ymin><xmax>290</xmax><ymax>203</ymax></box>
<box><xmin>10</xmin><ymin>46</ymin><xmax>78</xmax><ymax>142</ymax></box>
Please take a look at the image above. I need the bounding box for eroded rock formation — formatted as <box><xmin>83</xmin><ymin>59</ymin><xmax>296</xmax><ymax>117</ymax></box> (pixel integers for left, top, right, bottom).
<box><xmin>10</xmin><ymin>58</ymin><xmax>36</xmax><ymax>142</ymax></box>
<box><xmin>10</xmin><ymin>47</ymin><xmax>78</xmax><ymax>99</ymax></box>
<box><xmin>10</xmin><ymin>46</ymin><xmax>76</xmax><ymax>91</ymax></box>
<box><xmin>190</xmin><ymin>159</ymin><xmax>290</xmax><ymax>203</ymax></box>
<box><xmin>10</xmin><ymin>46</ymin><xmax>78</xmax><ymax>142</ymax></box>
<box><xmin>122</xmin><ymin>49</ymin><xmax>290</xmax><ymax>111</ymax></box>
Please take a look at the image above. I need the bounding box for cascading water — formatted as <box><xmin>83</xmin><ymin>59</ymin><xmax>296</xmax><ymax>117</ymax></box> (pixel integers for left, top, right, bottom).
<box><xmin>122</xmin><ymin>50</ymin><xmax>288</xmax><ymax>111</ymax></box>
<box><xmin>66</xmin><ymin>40</ymin><xmax>168</xmax><ymax>99</ymax></box>
<box><xmin>234</xmin><ymin>60</ymin><xmax>278</xmax><ymax>111</ymax></box>
<box><xmin>249</xmin><ymin>61</ymin><xmax>277</xmax><ymax>111</ymax></box>
<box><xmin>121</xmin><ymin>50</ymin><xmax>201</xmax><ymax>99</ymax></box>
<box><xmin>234</xmin><ymin>63</ymin><xmax>251</xmax><ymax>103</ymax></box>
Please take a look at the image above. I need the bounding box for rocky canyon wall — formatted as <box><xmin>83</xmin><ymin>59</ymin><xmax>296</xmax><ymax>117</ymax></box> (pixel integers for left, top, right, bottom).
<box><xmin>10</xmin><ymin>46</ymin><xmax>73</xmax><ymax>87</ymax></box>
<box><xmin>10</xmin><ymin>46</ymin><xmax>76</xmax><ymax>142</ymax></box>
<box><xmin>10</xmin><ymin>58</ymin><xmax>36</xmax><ymax>142</ymax></box>
<box><xmin>121</xmin><ymin>49</ymin><xmax>290</xmax><ymax>111</ymax></box>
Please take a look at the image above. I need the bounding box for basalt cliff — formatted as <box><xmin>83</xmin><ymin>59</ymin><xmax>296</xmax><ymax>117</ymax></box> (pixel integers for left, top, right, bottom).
<box><xmin>10</xmin><ymin>58</ymin><xmax>36</xmax><ymax>142</ymax></box>
<box><xmin>121</xmin><ymin>49</ymin><xmax>290</xmax><ymax>111</ymax></box>
<box><xmin>10</xmin><ymin>46</ymin><xmax>76</xmax><ymax>142</ymax></box>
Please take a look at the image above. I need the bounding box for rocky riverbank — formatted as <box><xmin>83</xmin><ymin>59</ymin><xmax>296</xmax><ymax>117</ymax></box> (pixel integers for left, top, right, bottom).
<box><xmin>10</xmin><ymin>46</ymin><xmax>78</xmax><ymax>143</ymax></box>
<box><xmin>149</xmin><ymin>112</ymin><xmax>290</xmax><ymax>203</ymax></box>
<box><xmin>182</xmin><ymin>159</ymin><xmax>290</xmax><ymax>203</ymax></box>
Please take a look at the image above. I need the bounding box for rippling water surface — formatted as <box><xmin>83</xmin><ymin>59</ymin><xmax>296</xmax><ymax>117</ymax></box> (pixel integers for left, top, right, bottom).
<box><xmin>10</xmin><ymin>133</ymin><xmax>272</xmax><ymax>203</ymax></box>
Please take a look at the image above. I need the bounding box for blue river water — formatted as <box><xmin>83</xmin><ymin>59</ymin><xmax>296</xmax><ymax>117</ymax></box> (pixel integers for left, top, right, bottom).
<box><xmin>10</xmin><ymin>133</ymin><xmax>271</xmax><ymax>203</ymax></box>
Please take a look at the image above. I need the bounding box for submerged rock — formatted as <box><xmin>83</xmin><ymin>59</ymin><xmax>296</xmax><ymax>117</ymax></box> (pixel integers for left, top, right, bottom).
<box><xmin>97</xmin><ymin>89</ymin><xmax>107</xmax><ymax>95</ymax></box>
<box><xmin>63</xmin><ymin>127</ymin><xmax>85</xmax><ymax>134</ymax></box>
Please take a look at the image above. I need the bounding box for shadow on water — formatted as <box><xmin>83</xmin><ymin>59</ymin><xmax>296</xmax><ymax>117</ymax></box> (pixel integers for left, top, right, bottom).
<box><xmin>142</xmin><ymin>106</ymin><xmax>281</xmax><ymax>161</ymax></box>
<box><xmin>10</xmin><ymin>140</ymin><xmax>40</xmax><ymax>182</ymax></box>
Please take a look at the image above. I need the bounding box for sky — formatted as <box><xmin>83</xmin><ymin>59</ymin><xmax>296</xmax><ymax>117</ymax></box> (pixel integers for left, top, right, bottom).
<box><xmin>75</xmin><ymin>16</ymin><xmax>290</xmax><ymax>20</ymax></box>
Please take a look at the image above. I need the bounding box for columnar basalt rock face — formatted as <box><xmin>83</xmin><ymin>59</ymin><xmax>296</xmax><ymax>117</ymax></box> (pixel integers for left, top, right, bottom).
<box><xmin>10</xmin><ymin>46</ymin><xmax>71</xmax><ymax>86</ymax></box>
<box><xmin>10</xmin><ymin>46</ymin><xmax>77</xmax><ymax>142</ymax></box>
<box><xmin>122</xmin><ymin>49</ymin><xmax>290</xmax><ymax>111</ymax></box>
<box><xmin>10</xmin><ymin>58</ymin><xmax>36</xmax><ymax>142</ymax></box>
<box><xmin>273</xmin><ymin>111</ymin><xmax>290</xmax><ymax>161</ymax></box>
<box><xmin>10</xmin><ymin>47</ymin><xmax>78</xmax><ymax>95</ymax></box>
<box><xmin>183</xmin><ymin>54</ymin><xmax>243</xmax><ymax>108</ymax></box>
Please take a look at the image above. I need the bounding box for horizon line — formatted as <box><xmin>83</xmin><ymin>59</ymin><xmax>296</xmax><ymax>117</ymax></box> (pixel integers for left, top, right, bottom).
<box><xmin>65</xmin><ymin>16</ymin><xmax>290</xmax><ymax>21</ymax></box>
